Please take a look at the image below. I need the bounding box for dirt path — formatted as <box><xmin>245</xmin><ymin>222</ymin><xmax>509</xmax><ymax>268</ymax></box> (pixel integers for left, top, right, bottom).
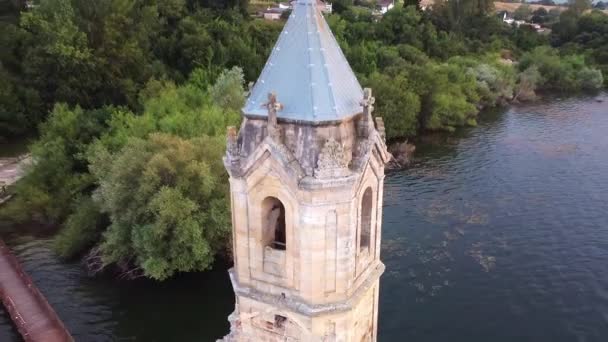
<box><xmin>0</xmin><ymin>154</ymin><xmax>31</xmax><ymax>204</ymax></box>
<box><xmin>0</xmin><ymin>154</ymin><xmax>30</xmax><ymax>186</ymax></box>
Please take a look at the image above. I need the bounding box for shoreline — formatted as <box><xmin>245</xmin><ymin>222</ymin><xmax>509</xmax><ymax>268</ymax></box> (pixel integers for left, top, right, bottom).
<box><xmin>386</xmin><ymin>89</ymin><xmax>607</xmax><ymax>166</ymax></box>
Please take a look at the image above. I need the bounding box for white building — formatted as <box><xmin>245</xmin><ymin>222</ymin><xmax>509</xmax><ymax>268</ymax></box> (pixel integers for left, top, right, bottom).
<box><xmin>278</xmin><ymin>2</ymin><xmax>292</xmax><ymax>10</ymax></box>
<box><xmin>263</xmin><ymin>8</ymin><xmax>286</xmax><ymax>21</ymax></box>
<box><xmin>377</xmin><ymin>0</ymin><xmax>394</xmax><ymax>14</ymax></box>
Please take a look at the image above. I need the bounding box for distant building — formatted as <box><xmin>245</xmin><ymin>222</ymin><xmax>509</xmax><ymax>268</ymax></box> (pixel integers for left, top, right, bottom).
<box><xmin>377</xmin><ymin>0</ymin><xmax>394</xmax><ymax>14</ymax></box>
<box><xmin>501</xmin><ymin>12</ymin><xmax>545</xmax><ymax>33</ymax></box>
<box><xmin>319</xmin><ymin>0</ymin><xmax>333</xmax><ymax>13</ymax></box>
<box><xmin>263</xmin><ymin>8</ymin><xmax>286</xmax><ymax>20</ymax></box>
<box><xmin>278</xmin><ymin>2</ymin><xmax>292</xmax><ymax>10</ymax></box>
<box><xmin>419</xmin><ymin>0</ymin><xmax>434</xmax><ymax>10</ymax></box>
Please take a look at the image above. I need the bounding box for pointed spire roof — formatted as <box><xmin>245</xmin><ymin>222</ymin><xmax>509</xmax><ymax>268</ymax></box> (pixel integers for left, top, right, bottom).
<box><xmin>242</xmin><ymin>0</ymin><xmax>364</xmax><ymax>123</ymax></box>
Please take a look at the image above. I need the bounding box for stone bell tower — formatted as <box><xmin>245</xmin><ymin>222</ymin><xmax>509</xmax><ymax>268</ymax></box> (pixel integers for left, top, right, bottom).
<box><xmin>222</xmin><ymin>0</ymin><xmax>390</xmax><ymax>341</ymax></box>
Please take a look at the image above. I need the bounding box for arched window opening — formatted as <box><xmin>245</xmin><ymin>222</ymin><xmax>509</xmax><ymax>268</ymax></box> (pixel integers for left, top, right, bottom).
<box><xmin>262</xmin><ymin>197</ymin><xmax>286</xmax><ymax>250</ymax></box>
<box><xmin>360</xmin><ymin>187</ymin><xmax>373</xmax><ymax>252</ymax></box>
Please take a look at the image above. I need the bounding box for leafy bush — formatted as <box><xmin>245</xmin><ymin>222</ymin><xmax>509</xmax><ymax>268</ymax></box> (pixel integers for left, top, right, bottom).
<box><xmin>98</xmin><ymin>68</ymin><xmax>243</xmax><ymax>152</ymax></box>
<box><xmin>366</xmin><ymin>72</ymin><xmax>421</xmax><ymax>139</ymax></box>
<box><xmin>515</xmin><ymin>66</ymin><xmax>542</xmax><ymax>101</ymax></box>
<box><xmin>468</xmin><ymin>62</ymin><xmax>515</xmax><ymax>106</ymax></box>
<box><xmin>411</xmin><ymin>62</ymin><xmax>479</xmax><ymax>131</ymax></box>
<box><xmin>89</xmin><ymin>133</ymin><xmax>231</xmax><ymax>280</ymax></box>
<box><xmin>54</xmin><ymin>197</ymin><xmax>107</xmax><ymax>259</ymax></box>
<box><xmin>519</xmin><ymin>47</ymin><xmax>603</xmax><ymax>92</ymax></box>
<box><xmin>577</xmin><ymin>67</ymin><xmax>604</xmax><ymax>90</ymax></box>
<box><xmin>0</xmin><ymin>104</ymin><xmax>111</xmax><ymax>224</ymax></box>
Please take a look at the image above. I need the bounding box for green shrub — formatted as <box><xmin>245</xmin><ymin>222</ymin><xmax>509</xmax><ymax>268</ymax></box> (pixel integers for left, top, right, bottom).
<box><xmin>577</xmin><ymin>67</ymin><xmax>604</xmax><ymax>90</ymax></box>
<box><xmin>89</xmin><ymin>133</ymin><xmax>231</xmax><ymax>280</ymax></box>
<box><xmin>366</xmin><ymin>72</ymin><xmax>421</xmax><ymax>139</ymax></box>
<box><xmin>0</xmin><ymin>104</ymin><xmax>111</xmax><ymax>225</ymax></box>
<box><xmin>54</xmin><ymin>197</ymin><xmax>106</xmax><ymax>259</ymax></box>
<box><xmin>519</xmin><ymin>47</ymin><xmax>603</xmax><ymax>92</ymax></box>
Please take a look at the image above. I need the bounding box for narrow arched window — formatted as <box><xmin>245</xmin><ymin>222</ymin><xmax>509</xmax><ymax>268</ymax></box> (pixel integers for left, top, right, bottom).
<box><xmin>360</xmin><ymin>187</ymin><xmax>373</xmax><ymax>252</ymax></box>
<box><xmin>262</xmin><ymin>197</ymin><xmax>286</xmax><ymax>250</ymax></box>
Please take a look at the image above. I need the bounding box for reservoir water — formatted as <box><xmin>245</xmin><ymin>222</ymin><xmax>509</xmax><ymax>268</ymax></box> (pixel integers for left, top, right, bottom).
<box><xmin>1</xmin><ymin>93</ymin><xmax>608</xmax><ymax>341</ymax></box>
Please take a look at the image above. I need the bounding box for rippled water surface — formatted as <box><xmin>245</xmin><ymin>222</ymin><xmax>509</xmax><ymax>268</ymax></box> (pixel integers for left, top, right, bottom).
<box><xmin>1</xmin><ymin>94</ymin><xmax>608</xmax><ymax>341</ymax></box>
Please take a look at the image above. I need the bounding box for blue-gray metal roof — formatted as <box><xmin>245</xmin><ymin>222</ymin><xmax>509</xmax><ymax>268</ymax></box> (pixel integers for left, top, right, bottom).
<box><xmin>242</xmin><ymin>0</ymin><xmax>364</xmax><ymax>123</ymax></box>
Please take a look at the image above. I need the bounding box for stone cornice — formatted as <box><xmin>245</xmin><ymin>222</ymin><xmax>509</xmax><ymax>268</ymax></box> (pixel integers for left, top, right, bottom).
<box><xmin>229</xmin><ymin>262</ymin><xmax>385</xmax><ymax>317</ymax></box>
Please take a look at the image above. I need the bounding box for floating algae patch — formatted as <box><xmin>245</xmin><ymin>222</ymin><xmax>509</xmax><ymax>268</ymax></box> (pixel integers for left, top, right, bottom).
<box><xmin>494</xmin><ymin>194</ymin><xmax>515</xmax><ymax>208</ymax></box>
<box><xmin>421</xmin><ymin>198</ymin><xmax>490</xmax><ymax>226</ymax></box>
<box><xmin>417</xmin><ymin>168</ymin><xmax>449</xmax><ymax>180</ymax></box>
<box><xmin>382</xmin><ymin>236</ymin><xmax>410</xmax><ymax>258</ymax></box>
<box><xmin>408</xmin><ymin>269</ymin><xmax>417</xmax><ymax>279</ymax></box>
<box><xmin>419</xmin><ymin>198</ymin><xmax>456</xmax><ymax>223</ymax></box>
<box><xmin>443</xmin><ymin>231</ymin><xmax>459</xmax><ymax>241</ymax></box>
<box><xmin>402</xmin><ymin>238</ymin><xmax>458</xmax><ymax>298</ymax></box>
<box><xmin>538</xmin><ymin>143</ymin><xmax>579</xmax><ymax>158</ymax></box>
<box><xmin>496</xmin><ymin>236</ymin><xmax>509</xmax><ymax>250</ymax></box>
<box><xmin>461</xmin><ymin>201</ymin><xmax>490</xmax><ymax>225</ymax></box>
<box><xmin>467</xmin><ymin>242</ymin><xmax>497</xmax><ymax>272</ymax></box>
<box><xmin>430</xmin><ymin>285</ymin><xmax>443</xmax><ymax>297</ymax></box>
<box><xmin>466</xmin><ymin>211</ymin><xmax>489</xmax><ymax>225</ymax></box>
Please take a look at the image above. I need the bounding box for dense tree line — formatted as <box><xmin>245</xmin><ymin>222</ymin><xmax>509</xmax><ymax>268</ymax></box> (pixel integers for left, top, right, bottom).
<box><xmin>0</xmin><ymin>0</ymin><xmax>277</xmax><ymax>139</ymax></box>
<box><xmin>1</xmin><ymin>0</ymin><xmax>606</xmax><ymax>280</ymax></box>
<box><xmin>327</xmin><ymin>1</ymin><xmax>605</xmax><ymax>138</ymax></box>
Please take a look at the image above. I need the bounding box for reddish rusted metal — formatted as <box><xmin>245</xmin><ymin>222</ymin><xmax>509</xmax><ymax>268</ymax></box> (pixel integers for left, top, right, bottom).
<box><xmin>0</xmin><ymin>239</ymin><xmax>73</xmax><ymax>342</ymax></box>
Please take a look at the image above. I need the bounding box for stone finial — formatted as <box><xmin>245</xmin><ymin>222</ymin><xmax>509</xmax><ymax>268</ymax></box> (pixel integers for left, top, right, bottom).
<box><xmin>314</xmin><ymin>138</ymin><xmax>350</xmax><ymax>179</ymax></box>
<box><xmin>262</xmin><ymin>92</ymin><xmax>283</xmax><ymax>139</ymax></box>
<box><xmin>358</xmin><ymin>88</ymin><xmax>376</xmax><ymax>137</ymax></box>
<box><xmin>360</xmin><ymin>88</ymin><xmax>375</xmax><ymax>118</ymax></box>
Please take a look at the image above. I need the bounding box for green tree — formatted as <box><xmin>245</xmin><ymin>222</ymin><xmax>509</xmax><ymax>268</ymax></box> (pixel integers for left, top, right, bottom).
<box><xmin>19</xmin><ymin>0</ymin><xmax>97</xmax><ymax>110</ymax></box>
<box><xmin>332</xmin><ymin>0</ymin><xmax>354</xmax><ymax>13</ymax></box>
<box><xmin>403</xmin><ymin>0</ymin><xmax>422</xmax><ymax>11</ymax></box>
<box><xmin>0</xmin><ymin>104</ymin><xmax>111</xmax><ymax>224</ymax></box>
<box><xmin>519</xmin><ymin>46</ymin><xmax>603</xmax><ymax>91</ymax></box>
<box><xmin>552</xmin><ymin>9</ymin><xmax>580</xmax><ymax>43</ymax></box>
<box><xmin>0</xmin><ymin>63</ymin><xmax>26</xmax><ymax>139</ymax></box>
<box><xmin>431</xmin><ymin>0</ymin><xmax>495</xmax><ymax>31</ymax></box>
<box><xmin>54</xmin><ymin>197</ymin><xmax>107</xmax><ymax>259</ymax></box>
<box><xmin>408</xmin><ymin>62</ymin><xmax>479</xmax><ymax>131</ymax></box>
<box><xmin>376</xmin><ymin>5</ymin><xmax>424</xmax><ymax>47</ymax></box>
<box><xmin>89</xmin><ymin>133</ymin><xmax>231</xmax><ymax>280</ymax></box>
<box><xmin>366</xmin><ymin>71</ymin><xmax>421</xmax><ymax>139</ymax></box>
<box><xmin>513</xmin><ymin>4</ymin><xmax>532</xmax><ymax>20</ymax></box>
<box><xmin>209</xmin><ymin>66</ymin><xmax>246</xmax><ymax>112</ymax></box>
<box><xmin>467</xmin><ymin>62</ymin><xmax>515</xmax><ymax>106</ymax></box>
<box><xmin>569</xmin><ymin>0</ymin><xmax>592</xmax><ymax>16</ymax></box>
<box><xmin>99</xmin><ymin>67</ymin><xmax>243</xmax><ymax>152</ymax></box>
<box><xmin>72</xmin><ymin>0</ymin><xmax>167</xmax><ymax>109</ymax></box>
<box><xmin>577</xmin><ymin>67</ymin><xmax>604</xmax><ymax>90</ymax></box>
<box><xmin>514</xmin><ymin>66</ymin><xmax>542</xmax><ymax>101</ymax></box>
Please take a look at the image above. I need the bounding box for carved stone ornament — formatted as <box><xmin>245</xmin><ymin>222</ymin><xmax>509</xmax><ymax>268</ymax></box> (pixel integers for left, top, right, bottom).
<box><xmin>314</xmin><ymin>138</ymin><xmax>350</xmax><ymax>178</ymax></box>
<box><xmin>261</xmin><ymin>92</ymin><xmax>283</xmax><ymax>140</ymax></box>
<box><xmin>352</xmin><ymin>138</ymin><xmax>372</xmax><ymax>171</ymax></box>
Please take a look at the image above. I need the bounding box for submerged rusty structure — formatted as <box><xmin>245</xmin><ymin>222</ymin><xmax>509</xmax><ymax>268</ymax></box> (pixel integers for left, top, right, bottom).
<box><xmin>0</xmin><ymin>240</ymin><xmax>73</xmax><ymax>342</ymax></box>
